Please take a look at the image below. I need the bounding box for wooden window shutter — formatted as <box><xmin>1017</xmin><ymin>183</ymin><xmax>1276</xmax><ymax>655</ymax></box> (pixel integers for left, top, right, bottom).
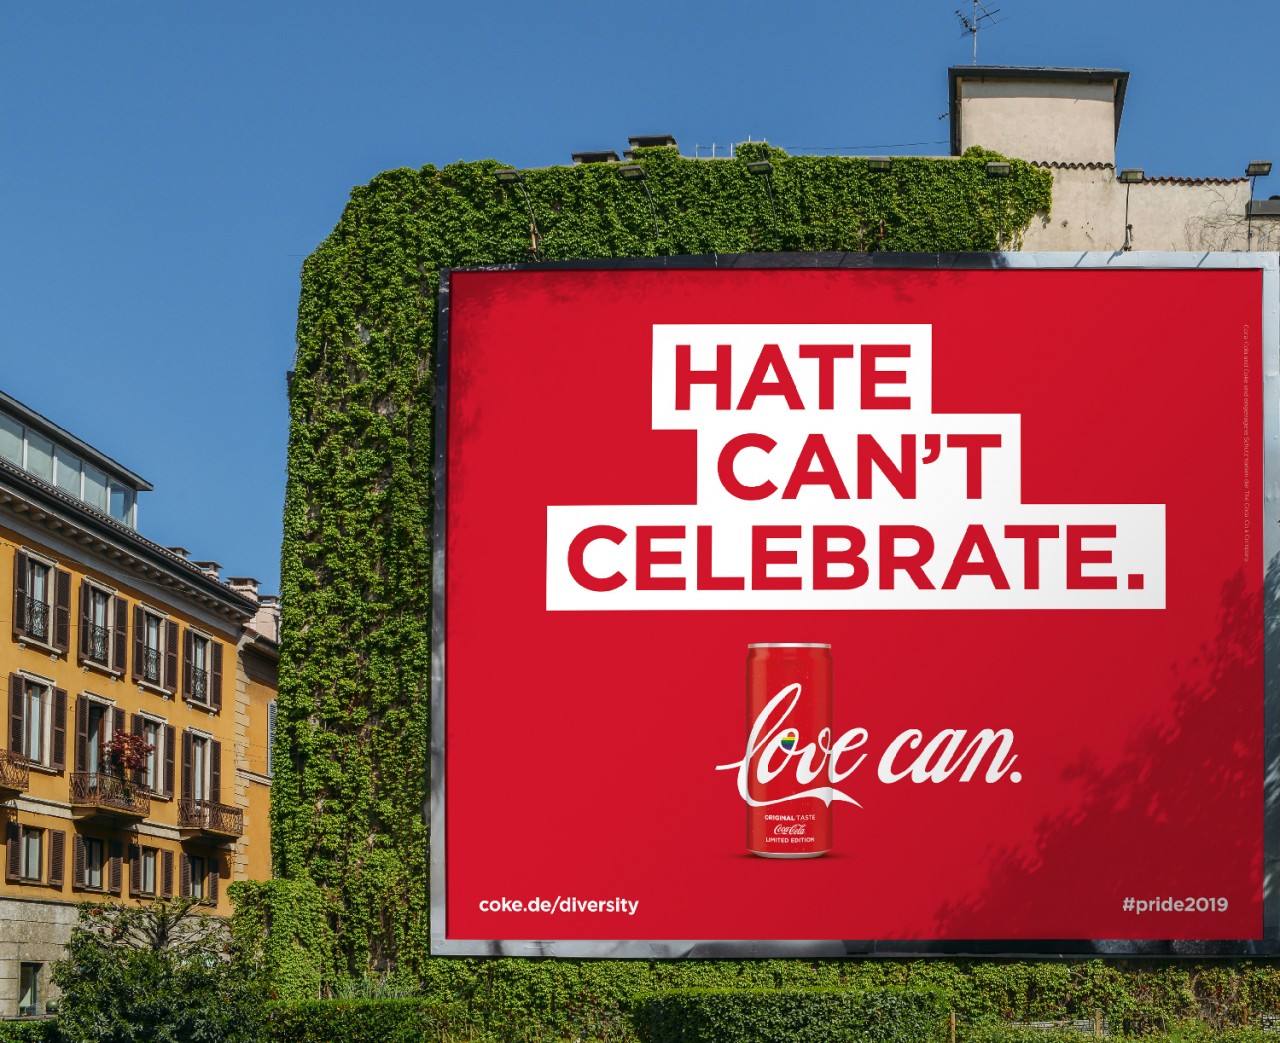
<box><xmin>179</xmin><ymin>852</ymin><xmax>191</xmax><ymax>898</ymax></box>
<box><xmin>207</xmin><ymin>857</ymin><xmax>219</xmax><ymax>906</ymax></box>
<box><xmin>74</xmin><ymin>696</ymin><xmax>90</xmax><ymax>773</ymax></box>
<box><xmin>12</xmin><ymin>549</ymin><xmax>27</xmax><ymax>640</ymax></box>
<box><xmin>5</xmin><ymin>821</ymin><xmax>19</xmax><ymax>883</ymax></box>
<box><xmin>132</xmin><ymin>606</ymin><xmax>144</xmax><ymax>684</ymax></box>
<box><xmin>113</xmin><ymin>597</ymin><xmax>128</xmax><ymax>673</ymax></box>
<box><xmin>49</xmin><ymin>830</ymin><xmax>65</xmax><ymax>887</ymax></box>
<box><xmin>161</xmin><ymin>849</ymin><xmax>174</xmax><ymax>898</ymax></box>
<box><xmin>164</xmin><ymin>620</ymin><xmax>179</xmax><ymax>694</ymax></box>
<box><xmin>128</xmin><ymin>843</ymin><xmax>140</xmax><ymax>897</ymax></box>
<box><xmin>129</xmin><ymin>714</ymin><xmax>145</xmax><ymax>785</ymax></box>
<box><xmin>53</xmin><ymin>569</ymin><xmax>71</xmax><ymax>654</ymax></box>
<box><xmin>210</xmin><ymin>642</ymin><xmax>223</xmax><ymax>710</ymax></box>
<box><xmin>182</xmin><ymin>629</ymin><xmax>194</xmax><ymax>699</ymax></box>
<box><xmin>181</xmin><ymin>730</ymin><xmax>194</xmax><ymax>801</ymax></box>
<box><xmin>163</xmin><ymin>724</ymin><xmax>175</xmax><ymax>799</ymax></box>
<box><xmin>210</xmin><ymin>740</ymin><xmax>222</xmax><ymax>804</ymax></box>
<box><xmin>9</xmin><ymin>674</ymin><xmax>24</xmax><ymax>758</ymax></box>
<box><xmin>111</xmin><ymin>707</ymin><xmax>124</xmax><ymax>744</ymax></box>
<box><xmin>108</xmin><ymin>840</ymin><xmax>123</xmax><ymax>896</ymax></box>
<box><xmin>50</xmin><ymin>688</ymin><xmax>67</xmax><ymax>771</ymax></box>
<box><xmin>78</xmin><ymin>578</ymin><xmax>91</xmax><ymax>661</ymax></box>
<box><xmin>72</xmin><ymin>834</ymin><xmax>86</xmax><ymax>889</ymax></box>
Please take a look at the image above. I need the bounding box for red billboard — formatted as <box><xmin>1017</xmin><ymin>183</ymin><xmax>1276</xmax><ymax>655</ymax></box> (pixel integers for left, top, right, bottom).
<box><xmin>431</xmin><ymin>255</ymin><xmax>1278</xmax><ymax>956</ymax></box>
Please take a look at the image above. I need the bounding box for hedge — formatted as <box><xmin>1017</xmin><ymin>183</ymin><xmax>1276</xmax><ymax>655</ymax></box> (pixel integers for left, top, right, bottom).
<box><xmin>0</xmin><ymin>1024</ymin><xmax>56</xmax><ymax>1043</ymax></box>
<box><xmin>635</xmin><ymin>987</ymin><xmax>947</xmax><ymax>1043</ymax></box>
<box><xmin>259</xmin><ymin>999</ymin><xmax>479</xmax><ymax>1043</ymax></box>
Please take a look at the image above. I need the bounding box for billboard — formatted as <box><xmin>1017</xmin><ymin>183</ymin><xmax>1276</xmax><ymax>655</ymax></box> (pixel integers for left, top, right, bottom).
<box><xmin>430</xmin><ymin>253</ymin><xmax>1280</xmax><ymax>957</ymax></box>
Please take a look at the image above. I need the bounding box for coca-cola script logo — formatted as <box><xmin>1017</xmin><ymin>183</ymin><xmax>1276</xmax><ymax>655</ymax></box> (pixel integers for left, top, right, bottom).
<box><xmin>716</xmin><ymin>683</ymin><xmax>1021</xmax><ymax>808</ymax></box>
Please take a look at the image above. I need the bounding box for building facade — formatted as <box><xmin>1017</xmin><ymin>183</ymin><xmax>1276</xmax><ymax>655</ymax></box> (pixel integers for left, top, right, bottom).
<box><xmin>0</xmin><ymin>390</ymin><xmax>276</xmax><ymax>1017</ymax></box>
<box><xmin>949</xmin><ymin>66</ymin><xmax>1279</xmax><ymax>252</ymax></box>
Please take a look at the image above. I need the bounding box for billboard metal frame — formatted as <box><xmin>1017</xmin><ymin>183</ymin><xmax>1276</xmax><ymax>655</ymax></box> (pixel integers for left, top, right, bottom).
<box><xmin>429</xmin><ymin>250</ymin><xmax>1280</xmax><ymax>958</ymax></box>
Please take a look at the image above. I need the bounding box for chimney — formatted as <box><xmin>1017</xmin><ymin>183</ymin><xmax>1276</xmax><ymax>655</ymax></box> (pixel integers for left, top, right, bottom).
<box><xmin>167</xmin><ymin>546</ymin><xmax>190</xmax><ymax>560</ymax></box>
<box><xmin>192</xmin><ymin>560</ymin><xmax>221</xmax><ymax>580</ymax></box>
<box><xmin>250</xmin><ymin>594</ymin><xmax>281</xmax><ymax>643</ymax></box>
<box><xmin>227</xmin><ymin>576</ymin><xmax>261</xmax><ymax>601</ymax></box>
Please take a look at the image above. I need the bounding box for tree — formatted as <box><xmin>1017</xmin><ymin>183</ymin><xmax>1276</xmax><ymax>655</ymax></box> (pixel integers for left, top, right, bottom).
<box><xmin>52</xmin><ymin>898</ymin><xmax>263</xmax><ymax>1043</ymax></box>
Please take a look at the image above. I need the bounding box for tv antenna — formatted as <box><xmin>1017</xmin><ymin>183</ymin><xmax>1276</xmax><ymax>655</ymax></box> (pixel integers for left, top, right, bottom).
<box><xmin>956</xmin><ymin>1</ymin><xmax>1003</xmax><ymax>64</ymax></box>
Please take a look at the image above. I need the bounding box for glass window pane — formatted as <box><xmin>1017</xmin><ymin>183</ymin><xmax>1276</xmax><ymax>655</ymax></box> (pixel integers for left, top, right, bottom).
<box><xmin>109</xmin><ymin>483</ymin><xmax>133</xmax><ymax>524</ymax></box>
<box><xmin>18</xmin><ymin>963</ymin><xmax>38</xmax><ymax>1014</ymax></box>
<box><xmin>25</xmin><ymin>432</ymin><xmax>53</xmax><ymax>482</ymax></box>
<box><xmin>82</xmin><ymin>464</ymin><xmax>108</xmax><ymax>511</ymax></box>
<box><xmin>0</xmin><ymin>414</ymin><xmax>21</xmax><ymax>465</ymax></box>
<box><xmin>55</xmin><ymin>446</ymin><xmax>81</xmax><ymax>495</ymax></box>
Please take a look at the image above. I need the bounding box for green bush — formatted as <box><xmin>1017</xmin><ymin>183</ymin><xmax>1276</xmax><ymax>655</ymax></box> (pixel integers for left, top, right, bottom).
<box><xmin>51</xmin><ymin>899</ymin><xmax>263</xmax><ymax>1043</ymax></box>
<box><xmin>261</xmin><ymin>998</ymin><xmax>484</xmax><ymax>1043</ymax></box>
<box><xmin>635</xmin><ymin>987</ymin><xmax>947</xmax><ymax>1043</ymax></box>
<box><xmin>961</xmin><ymin>1024</ymin><xmax>1280</xmax><ymax>1043</ymax></box>
<box><xmin>0</xmin><ymin>1022</ymin><xmax>58</xmax><ymax>1043</ymax></box>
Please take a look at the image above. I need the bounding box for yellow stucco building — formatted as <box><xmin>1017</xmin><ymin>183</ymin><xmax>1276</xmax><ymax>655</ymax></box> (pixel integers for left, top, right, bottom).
<box><xmin>0</xmin><ymin>389</ymin><xmax>276</xmax><ymax>1017</ymax></box>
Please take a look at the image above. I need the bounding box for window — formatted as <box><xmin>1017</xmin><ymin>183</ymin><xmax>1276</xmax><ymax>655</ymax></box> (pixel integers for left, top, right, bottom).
<box><xmin>79</xmin><ymin>581</ymin><xmax>127</xmax><ymax>674</ymax></box>
<box><xmin>134</xmin><ymin>715</ymin><xmax>172</xmax><ymax>797</ymax></box>
<box><xmin>134</xmin><ymin>608</ymin><xmax>177</xmax><ymax>692</ymax></box>
<box><xmin>109</xmin><ymin>484</ymin><xmax>134</xmax><ymax>525</ymax></box>
<box><xmin>24</xmin><ymin>679</ymin><xmax>45</xmax><ymax>764</ymax></box>
<box><xmin>0</xmin><ymin>413</ymin><xmax>21</xmax><ymax>465</ymax></box>
<box><xmin>21</xmin><ymin>558</ymin><xmax>48</xmax><ymax>642</ymax></box>
<box><xmin>142</xmin><ymin>613</ymin><xmax>161</xmax><ymax>684</ymax></box>
<box><xmin>86</xmin><ymin>702</ymin><xmax>110</xmax><ymax>776</ymax></box>
<box><xmin>180</xmin><ymin>852</ymin><xmax>218</xmax><ymax>904</ymax></box>
<box><xmin>181</xmin><ymin>729</ymin><xmax>221</xmax><ymax>808</ymax></box>
<box><xmin>192</xmin><ymin>735</ymin><xmax>208</xmax><ymax>801</ymax></box>
<box><xmin>18</xmin><ymin>963</ymin><xmax>39</xmax><ymax>1017</ymax></box>
<box><xmin>7</xmin><ymin>673</ymin><xmax>67</xmax><ymax>770</ymax></box>
<box><xmin>5</xmin><ymin>822</ymin><xmax>63</xmax><ymax>886</ymax></box>
<box><xmin>130</xmin><ymin>844</ymin><xmax>158</xmax><ymax>897</ymax></box>
<box><xmin>84</xmin><ymin>837</ymin><xmax>103</xmax><ymax>890</ymax></box>
<box><xmin>190</xmin><ymin>634</ymin><xmax>209</xmax><ymax>702</ymax></box>
<box><xmin>183</xmin><ymin>630</ymin><xmax>222</xmax><ymax>708</ymax></box>
<box><xmin>0</xmin><ymin>409</ymin><xmax>139</xmax><ymax>528</ymax></box>
<box><xmin>54</xmin><ymin>445</ymin><xmax>81</xmax><ymax>496</ymax></box>
<box><xmin>82</xmin><ymin>463</ymin><xmax>107</xmax><ymax>513</ymax></box>
<box><xmin>19</xmin><ymin>827</ymin><xmax>41</xmax><ymax>882</ymax></box>
<box><xmin>188</xmin><ymin>854</ymin><xmax>206</xmax><ymax>899</ymax></box>
<box><xmin>24</xmin><ymin>431</ymin><xmax>52</xmax><ymax>483</ymax></box>
<box><xmin>72</xmin><ymin>834</ymin><xmax>123</xmax><ymax>894</ymax></box>
<box><xmin>12</xmin><ymin>550</ymin><xmax>69</xmax><ymax>653</ymax></box>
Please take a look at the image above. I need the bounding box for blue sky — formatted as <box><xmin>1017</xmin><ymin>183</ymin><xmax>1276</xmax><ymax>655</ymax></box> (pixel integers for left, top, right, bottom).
<box><xmin>2</xmin><ymin>1</ymin><xmax>1276</xmax><ymax>593</ymax></box>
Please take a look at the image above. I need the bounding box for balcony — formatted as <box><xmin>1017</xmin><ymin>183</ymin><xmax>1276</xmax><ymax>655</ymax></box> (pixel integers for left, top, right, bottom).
<box><xmin>178</xmin><ymin>798</ymin><xmax>243</xmax><ymax>842</ymax></box>
<box><xmin>0</xmin><ymin>751</ymin><xmax>30</xmax><ymax>793</ymax></box>
<box><xmin>140</xmin><ymin>647</ymin><xmax>161</xmax><ymax>685</ymax></box>
<box><xmin>69</xmin><ymin>772</ymin><xmax>150</xmax><ymax>820</ymax></box>
<box><xmin>85</xmin><ymin>622</ymin><xmax>110</xmax><ymax>665</ymax></box>
<box><xmin>19</xmin><ymin>596</ymin><xmax>48</xmax><ymax>642</ymax></box>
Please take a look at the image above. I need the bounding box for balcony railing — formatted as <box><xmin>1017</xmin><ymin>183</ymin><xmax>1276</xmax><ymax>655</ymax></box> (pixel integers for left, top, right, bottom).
<box><xmin>178</xmin><ymin>798</ymin><xmax>243</xmax><ymax>838</ymax></box>
<box><xmin>191</xmin><ymin>668</ymin><xmax>208</xmax><ymax>703</ymax></box>
<box><xmin>20</xmin><ymin>596</ymin><xmax>48</xmax><ymax>641</ymax></box>
<box><xmin>0</xmin><ymin>750</ymin><xmax>29</xmax><ymax>792</ymax></box>
<box><xmin>69</xmin><ymin>772</ymin><xmax>150</xmax><ymax>818</ymax></box>
<box><xmin>86</xmin><ymin>623</ymin><xmax>110</xmax><ymax>663</ymax></box>
<box><xmin>141</xmin><ymin>647</ymin><xmax>161</xmax><ymax>684</ymax></box>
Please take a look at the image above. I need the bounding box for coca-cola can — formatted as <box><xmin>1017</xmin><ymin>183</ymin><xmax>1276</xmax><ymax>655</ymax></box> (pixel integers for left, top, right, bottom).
<box><xmin>746</xmin><ymin>643</ymin><xmax>833</xmax><ymax>858</ymax></box>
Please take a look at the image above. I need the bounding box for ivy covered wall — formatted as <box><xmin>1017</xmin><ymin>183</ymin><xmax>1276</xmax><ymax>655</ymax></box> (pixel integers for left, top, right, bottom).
<box><xmin>275</xmin><ymin>144</ymin><xmax>1053</xmax><ymax>978</ymax></box>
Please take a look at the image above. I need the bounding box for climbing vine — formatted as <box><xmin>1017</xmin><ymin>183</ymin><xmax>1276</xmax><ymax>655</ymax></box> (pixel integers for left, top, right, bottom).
<box><xmin>274</xmin><ymin>144</ymin><xmax>1052</xmax><ymax>979</ymax></box>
